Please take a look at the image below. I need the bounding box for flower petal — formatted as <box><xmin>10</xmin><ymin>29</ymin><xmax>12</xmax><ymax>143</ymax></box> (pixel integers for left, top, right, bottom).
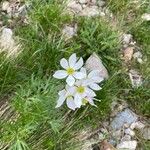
<box><xmin>58</xmin><ymin>89</ymin><xmax>66</xmax><ymax>96</ymax></box>
<box><xmin>73</xmin><ymin>72</ymin><xmax>85</xmax><ymax>79</ymax></box>
<box><xmin>74</xmin><ymin>57</ymin><xmax>84</xmax><ymax>70</ymax></box>
<box><xmin>66</xmin><ymin>97</ymin><xmax>76</xmax><ymax>110</ymax></box>
<box><xmin>60</xmin><ymin>58</ymin><xmax>69</xmax><ymax>69</ymax></box>
<box><xmin>88</xmin><ymin>70</ymin><xmax>100</xmax><ymax>78</ymax></box>
<box><xmin>69</xmin><ymin>53</ymin><xmax>77</xmax><ymax>67</ymax></box>
<box><xmin>92</xmin><ymin>76</ymin><xmax>104</xmax><ymax>83</ymax></box>
<box><xmin>80</xmin><ymin>67</ymin><xmax>87</xmax><ymax>76</ymax></box>
<box><xmin>88</xmin><ymin>98</ymin><xmax>97</xmax><ymax>107</ymax></box>
<box><xmin>66</xmin><ymin>75</ymin><xmax>75</xmax><ymax>86</ymax></box>
<box><xmin>86</xmin><ymin>88</ymin><xmax>96</xmax><ymax>97</ymax></box>
<box><xmin>89</xmin><ymin>83</ymin><xmax>102</xmax><ymax>91</ymax></box>
<box><xmin>74</xmin><ymin>94</ymin><xmax>82</xmax><ymax>108</ymax></box>
<box><xmin>55</xmin><ymin>96</ymin><xmax>66</xmax><ymax>108</ymax></box>
<box><xmin>53</xmin><ymin>70</ymin><xmax>67</xmax><ymax>79</ymax></box>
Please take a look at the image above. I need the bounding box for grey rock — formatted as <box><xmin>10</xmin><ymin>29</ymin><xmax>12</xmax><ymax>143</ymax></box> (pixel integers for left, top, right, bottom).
<box><xmin>125</xmin><ymin>128</ymin><xmax>135</xmax><ymax>137</ymax></box>
<box><xmin>85</xmin><ymin>53</ymin><xmax>109</xmax><ymax>79</ymax></box>
<box><xmin>110</xmin><ymin>108</ymin><xmax>138</xmax><ymax>130</ymax></box>
<box><xmin>121</xmin><ymin>134</ymin><xmax>131</xmax><ymax>142</ymax></box>
<box><xmin>141</xmin><ymin>127</ymin><xmax>150</xmax><ymax>140</ymax></box>
<box><xmin>122</xmin><ymin>33</ymin><xmax>132</xmax><ymax>44</ymax></box>
<box><xmin>117</xmin><ymin>140</ymin><xmax>137</xmax><ymax>150</ymax></box>
<box><xmin>67</xmin><ymin>1</ymin><xmax>82</xmax><ymax>13</ymax></box>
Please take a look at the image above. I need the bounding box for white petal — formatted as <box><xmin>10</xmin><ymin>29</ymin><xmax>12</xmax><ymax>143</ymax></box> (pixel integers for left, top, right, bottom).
<box><xmin>53</xmin><ymin>70</ymin><xmax>67</xmax><ymax>79</ymax></box>
<box><xmin>88</xmin><ymin>98</ymin><xmax>97</xmax><ymax>107</ymax></box>
<box><xmin>66</xmin><ymin>97</ymin><xmax>76</xmax><ymax>110</ymax></box>
<box><xmin>58</xmin><ymin>89</ymin><xmax>66</xmax><ymax>96</ymax></box>
<box><xmin>66</xmin><ymin>75</ymin><xmax>75</xmax><ymax>86</ymax></box>
<box><xmin>55</xmin><ymin>96</ymin><xmax>66</xmax><ymax>108</ymax></box>
<box><xmin>74</xmin><ymin>57</ymin><xmax>84</xmax><ymax>70</ymax></box>
<box><xmin>80</xmin><ymin>67</ymin><xmax>87</xmax><ymax>76</ymax></box>
<box><xmin>86</xmin><ymin>88</ymin><xmax>96</xmax><ymax>97</ymax></box>
<box><xmin>60</xmin><ymin>58</ymin><xmax>69</xmax><ymax>69</ymax></box>
<box><xmin>73</xmin><ymin>72</ymin><xmax>85</xmax><ymax>79</ymax></box>
<box><xmin>74</xmin><ymin>94</ymin><xmax>82</xmax><ymax>108</ymax></box>
<box><xmin>92</xmin><ymin>76</ymin><xmax>104</xmax><ymax>83</ymax></box>
<box><xmin>89</xmin><ymin>83</ymin><xmax>102</xmax><ymax>91</ymax></box>
<box><xmin>69</xmin><ymin>53</ymin><xmax>77</xmax><ymax>67</ymax></box>
<box><xmin>88</xmin><ymin>70</ymin><xmax>100</xmax><ymax>78</ymax></box>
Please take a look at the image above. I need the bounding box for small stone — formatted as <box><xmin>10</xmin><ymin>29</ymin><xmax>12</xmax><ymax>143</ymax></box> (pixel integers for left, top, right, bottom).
<box><xmin>62</xmin><ymin>24</ymin><xmax>77</xmax><ymax>40</ymax></box>
<box><xmin>123</xmin><ymin>47</ymin><xmax>134</xmax><ymax>62</ymax></box>
<box><xmin>67</xmin><ymin>1</ymin><xmax>82</xmax><ymax>13</ymax></box>
<box><xmin>97</xmin><ymin>1</ymin><xmax>105</xmax><ymax>7</ymax></box>
<box><xmin>122</xmin><ymin>34</ymin><xmax>132</xmax><ymax>44</ymax></box>
<box><xmin>121</xmin><ymin>134</ymin><xmax>131</xmax><ymax>141</ymax></box>
<box><xmin>117</xmin><ymin>140</ymin><xmax>137</xmax><ymax>150</ymax></box>
<box><xmin>78</xmin><ymin>0</ymin><xmax>87</xmax><ymax>4</ymax></box>
<box><xmin>141</xmin><ymin>13</ymin><xmax>150</xmax><ymax>21</ymax></box>
<box><xmin>112</xmin><ymin>129</ymin><xmax>122</xmax><ymax>140</ymax></box>
<box><xmin>100</xmin><ymin>140</ymin><xmax>117</xmax><ymax>150</ymax></box>
<box><xmin>133</xmin><ymin>51</ymin><xmax>142</xmax><ymax>59</ymax></box>
<box><xmin>129</xmin><ymin>70</ymin><xmax>142</xmax><ymax>88</ymax></box>
<box><xmin>79</xmin><ymin>6</ymin><xmax>100</xmax><ymax>17</ymax></box>
<box><xmin>85</xmin><ymin>53</ymin><xmax>109</xmax><ymax>79</ymax></box>
<box><xmin>130</xmin><ymin>122</ymin><xmax>136</xmax><ymax>130</ymax></box>
<box><xmin>110</xmin><ymin>108</ymin><xmax>138</xmax><ymax>130</ymax></box>
<box><xmin>124</xmin><ymin>123</ymin><xmax>130</xmax><ymax>128</ymax></box>
<box><xmin>2</xmin><ymin>1</ymin><xmax>10</xmax><ymax>11</ymax></box>
<box><xmin>125</xmin><ymin>128</ymin><xmax>135</xmax><ymax>137</ymax></box>
<box><xmin>135</xmin><ymin>121</ymin><xmax>145</xmax><ymax>130</ymax></box>
<box><xmin>141</xmin><ymin>127</ymin><xmax>150</xmax><ymax>140</ymax></box>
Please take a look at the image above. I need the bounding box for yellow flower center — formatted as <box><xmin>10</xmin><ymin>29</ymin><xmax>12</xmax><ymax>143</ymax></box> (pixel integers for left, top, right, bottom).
<box><xmin>82</xmin><ymin>98</ymin><xmax>88</xmax><ymax>105</ymax></box>
<box><xmin>67</xmin><ymin>68</ymin><xmax>75</xmax><ymax>75</ymax></box>
<box><xmin>76</xmin><ymin>86</ymin><xmax>85</xmax><ymax>94</ymax></box>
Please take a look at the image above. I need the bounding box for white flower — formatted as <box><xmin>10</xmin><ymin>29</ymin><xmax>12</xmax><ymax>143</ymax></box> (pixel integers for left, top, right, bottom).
<box><xmin>53</xmin><ymin>53</ymin><xmax>85</xmax><ymax>86</ymax></box>
<box><xmin>80</xmin><ymin>68</ymin><xmax>103</xmax><ymax>91</ymax></box>
<box><xmin>74</xmin><ymin>80</ymin><xmax>96</xmax><ymax>108</ymax></box>
<box><xmin>55</xmin><ymin>86</ymin><xmax>77</xmax><ymax>110</ymax></box>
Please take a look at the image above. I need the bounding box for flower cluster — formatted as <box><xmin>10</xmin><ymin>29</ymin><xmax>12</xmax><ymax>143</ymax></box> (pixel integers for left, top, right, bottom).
<box><xmin>53</xmin><ymin>53</ymin><xmax>103</xmax><ymax>110</ymax></box>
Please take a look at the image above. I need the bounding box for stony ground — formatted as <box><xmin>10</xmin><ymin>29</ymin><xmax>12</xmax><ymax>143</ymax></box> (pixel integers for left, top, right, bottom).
<box><xmin>0</xmin><ymin>0</ymin><xmax>150</xmax><ymax>150</ymax></box>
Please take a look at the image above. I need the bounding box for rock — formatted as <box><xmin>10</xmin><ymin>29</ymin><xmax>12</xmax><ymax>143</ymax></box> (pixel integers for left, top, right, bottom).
<box><xmin>67</xmin><ymin>1</ymin><xmax>82</xmax><ymax>13</ymax></box>
<box><xmin>133</xmin><ymin>51</ymin><xmax>143</xmax><ymax>64</ymax></box>
<box><xmin>141</xmin><ymin>13</ymin><xmax>150</xmax><ymax>21</ymax></box>
<box><xmin>2</xmin><ymin>1</ymin><xmax>10</xmax><ymax>11</ymax></box>
<box><xmin>79</xmin><ymin>6</ymin><xmax>100</xmax><ymax>17</ymax></box>
<box><xmin>121</xmin><ymin>134</ymin><xmax>131</xmax><ymax>141</ymax></box>
<box><xmin>117</xmin><ymin>140</ymin><xmax>137</xmax><ymax>150</ymax></box>
<box><xmin>62</xmin><ymin>24</ymin><xmax>77</xmax><ymax>40</ymax></box>
<box><xmin>141</xmin><ymin>127</ymin><xmax>150</xmax><ymax>140</ymax></box>
<box><xmin>110</xmin><ymin>108</ymin><xmax>138</xmax><ymax>130</ymax></box>
<box><xmin>85</xmin><ymin>53</ymin><xmax>109</xmax><ymax>79</ymax></box>
<box><xmin>129</xmin><ymin>70</ymin><xmax>142</xmax><ymax>88</ymax></box>
<box><xmin>0</xmin><ymin>28</ymin><xmax>20</xmax><ymax>57</ymax></box>
<box><xmin>78</xmin><ymin>0</ymin><xmax>87</xmax><ymax>4</ymax></box>
<box><xmin>125</xmin><ymin>128</ymin><xmax>135</xmax><ymax>137</ymax></box>
<box><xmin>130</xmin><ymin>121</ymin><xmax>145</xmax><ymax>130</ymax></box>
<box><xmin>123</xmin><ymin>47</ymin><xmax>134</xmax><ymax>62</ymax></box>
<box><xmin>97</xmin><ymin>1</ymin><xmax>105</xmax><ymax>7</ymax></box>
<box><xmin>112</xmin><ymin>129</ymin><xmax>122</xmax><ymax>140</ymax></box>
<box><xmin>122</xmin><ymin>34</ymin><xmax>132</xmax><ymax>44</ymax></box>
<box><xmin>100</xmin><ymin>140</ymin><xmax>117</xmax><ymax>150</ymax></box>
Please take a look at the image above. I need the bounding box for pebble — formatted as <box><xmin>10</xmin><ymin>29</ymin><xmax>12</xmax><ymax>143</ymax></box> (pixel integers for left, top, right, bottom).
<box><xmin>123</xmin><ymin>46</ymin><xmax>134</xmax><ymax>62</ymax></box>
<box><xmin>85</xmin><ymin>53</ymin><xmax>109</xmax><ymax>79</ymax></box>
<box><xmin>62</xmin><ymin>24</ymin><xmax>77</xmax><ymax>40</ymax></box>
<box><xmin>117</xmin><ymin>140</ymin><xmax>137</xmax><ymax>150</ymax></box>
<box><xmin>110</xmin><ymin>108</ymin><xmax>138</xmax><ymax>130</ymax></box>
<box><xmin>2</xmin><ymin>1</ymin><xmax>10</xmax><ymax>11</ymax></box>
<box><xmin>122</xmin><ymin>34</ymin><xmax>132</xmax><ymax>44</ymax></box>
<box><xmin>67</xmin><ymin>1</ymin><xmax>82</xmax><ymax>13</ymax></box>
<box><xmin>125</xmin><ymin>128</ymin><xmax>135</xmax><ymax>137</ymax></box>
<box><xmin>130</xmin><ymin>121</ymin><xmax>145</xmax><ymax>130</ymax></box>
<box><xmin>141</xmin><ymin>127</ymin><xmax>150</xmax><ymax>140</ymax></box>
<box><xmin>121</xmin><ymin>134</ymin><xmax>131</xmax><ymax>141</ymax></box>
<box><xmin>129</xmin><ymin>70</ymin><xmax>142</xmax><ymax>88</ymax></box>
<box><xmin>79</xmin><ymin>6</ymin><xmax>100</xmax><ymax>17</ymax></box>
<box><xmin>141</xmin><ymin>13</ymin><xmax>150</xmax><ymax>21</ymax></box>
<box><xmin>78</xmin><ymin>0</ymin><xmax>87</xmax><ymax>4</ymax></box>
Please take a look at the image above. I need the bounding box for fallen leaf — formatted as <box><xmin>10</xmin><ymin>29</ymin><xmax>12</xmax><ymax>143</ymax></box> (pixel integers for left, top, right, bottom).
<box><xmin>123</xmin><ymin>47</ymin><xmax>134</xmax><ymax>62</ymax></box>
<box><xmin>100</xmin><ymin>140</ymin><xmax>116</xmax><ymax>150</ymax></box>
